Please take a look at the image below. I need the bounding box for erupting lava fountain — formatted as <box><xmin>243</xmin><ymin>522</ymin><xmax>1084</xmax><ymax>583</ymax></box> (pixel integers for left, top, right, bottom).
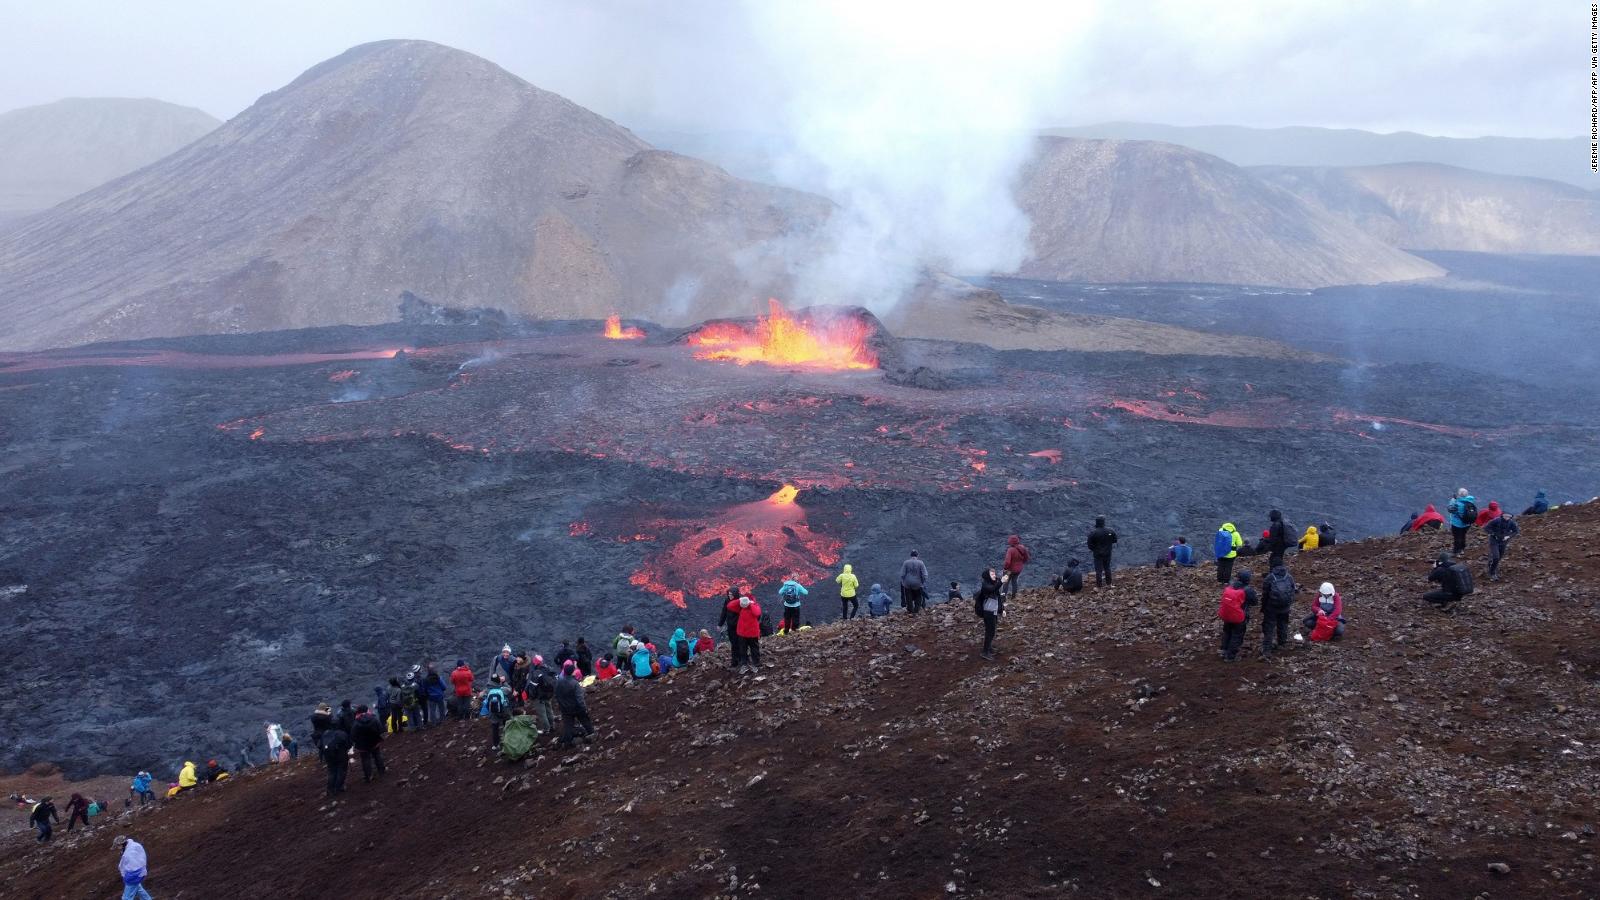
<box><xmin>602</xmin><ymin>315</ymin><xmax>645</xmax><ymax>340</ymax></box>
<box><xmin>687</xmin><ymin>299</ymin><xmax>877</xmax><ymax>370</ymax></box>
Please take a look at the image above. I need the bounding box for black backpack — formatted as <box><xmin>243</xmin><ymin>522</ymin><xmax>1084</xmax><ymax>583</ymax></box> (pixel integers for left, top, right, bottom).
<box><xmin>676</xmin><ymin>642</ymin><xmax>690</xmax><ymax>665</ymax></box>
<box><xmin>1451</xmin><ymin>563</ymin><xmax>1475</xmax><ymax>596</ymax></box>
<box><xmin>1267</xmin><ymin>570</ymin><xmax>1295</xmax><ymax>606</ymax></box>
<box><xmin>758</xmin><ymin>612</ymin><xmax>774</xmax><ymax>637</ymax></box>
<box><xmin>1457</xmin><ymin>499</ymin><xmax>1479</xmax><ymax>524</ymax></box>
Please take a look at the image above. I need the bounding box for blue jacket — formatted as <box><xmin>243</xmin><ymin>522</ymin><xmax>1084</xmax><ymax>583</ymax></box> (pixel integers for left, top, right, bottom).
<box><xmin>1169</xmin><ymin>543</ymin><xmax>1195</xmax><ymax>566</ymax></box>
<box><xmin>1530</xmin><ymin>491</ymin><xmax>1549</xmax><ymax>514</ymax></box>
<box><xmin>667</xmin><ymin>627</ymin><xmax>693</xmax><ymax>662</ymax></box>
<box><xmin>866</xmin><ymin>584</ymin><xmax>892</xmax><ymax>616</ymax></box>
<box><xmin>1448</xmin><ymin>495</ymin><xmax>1477</xmax><ymax>529</ymax></box>
<box><xmin>131</xmin><ymin>772</ymin><xmax>152</xmax><ymax>794</ymax></box>
<box><xmin>631</xmin><ymin>647</ymin><xmax>654</xmax><ymax>678</ymax></box>
<box><xmin>374</xmin><ymin>685</ymin><xmax>391</xmax><ymax>710</ymax></box>
<box><xmin>779</xmin><ymin>579</ymin><xmax>808</xmax><ymax>608</ymax></box>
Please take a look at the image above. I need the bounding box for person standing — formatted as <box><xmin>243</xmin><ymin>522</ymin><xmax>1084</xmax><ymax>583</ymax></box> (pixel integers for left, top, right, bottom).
<box><xmin>973</xmin><ymin>568</ymin><xmax>1005</xmax><ymax>661</ymax></box>
<box><xmin>900</xmin><ymin>551</ymin><xmax>929</xmax><ymax>614</ymax></box>
<box><xmin>265</xmin><ymin>722</ymin><xmax>284</xmax><ymax>762</ymax></box>
<box><xmin>1265</xmin><ymin>510</ymin><xmax>1292</xmax><ymax>569</ymax></box>
<box><xmin>351</xmin><ymin>705</ymin><xmax>386</xmax><ymax>782</ymax></box>
<box><xmin>721</xmin><ymin>589</ymin><xmax>746</xmax><ymax>670</ymax></box>
<box><xmin>527</xmin><ymin>657</ymin><xmax>557</xmax><ymax>735</ymax></box>
<box><xmin>423</xmin><ymin>664</ymin><xmax>448</xmax><ymax>727</ymax></box>
<box><xmin>114</xmin><ymin>835</ymin><xmax>153</xmax><ymax>900</ymax></box>
<box><xmin>130</xmin><ymin>771</ymin><xmax>155</xmax><ymax>806</ymax></box>
<box><xmin>555</xmin><ymin>660</ymin><xmax>595</xmax><ymax>747</ymax></box>
<box><xmin>1002</xmin><ymin>535</ymin><xmax>1030</xmax><ymax>598</ymax></box>
<box><xmin>1484</xmin><ymin>509</ymin><xmax>1521</xmax><ymax>581</ymax></box>
<box><xmin>483</xmin><ymin>675</ymin><xmax>512</xmax><ymax>751</ymax></box>
<box><xmin>318</xmin><ymin>725</ymin><xmax>352</xmax><ymax>797</ymax></box>
<box><xmin>835</xmin><ymin>564</ymin><xmax>860</xmax><ymax>620</ymax></box>
<box><xmin>449</xmin><ymin>660</ymin><xmax>474</xmax><ymax>721</ymax></box>
<box><xmin>29</xmin><ymin>797</ymin><xmax>58</xmax><ymax>841</ymax></box>
<box><xmin>65</xmin><ymin>793</ymin><xmax>91</xmax><ymax>831</ymax></box>
<box><xmin>778</xmin><ymin>575</ymin><xmax>808</xmax><ymax>634</ymax></box>
<box><xmin>574</xmin><ymin>638</ymin><xmax>594</xmax><ymax>678</ymax></box>
<box><xmin>726</xmin><ymin>592</ymin><xmax>764</xmax><ymax>674</ymax></box>
<box><xmin>1087</xmin><ymin>517</ymin><xmax>1118</xmax><ymax>587</ymax></box>
<box><xmin>333</xmin><ymin>700</ymin><xmax>356</xmax><ymax>736</ymax></box>
<box><xmin>1216</xmin><ymin>571</ymin><xmax>1257</xmax><ymax>662</ymax></box>
<box><xmin>1446</xmin><ymin>488</ymin><xmax>1478</xmax><ymax>556</ymax></box>
<box><xmin>1259</xmin><ymin>564</ymin><xmax>1298</xmax><ymax>659</ymax></box>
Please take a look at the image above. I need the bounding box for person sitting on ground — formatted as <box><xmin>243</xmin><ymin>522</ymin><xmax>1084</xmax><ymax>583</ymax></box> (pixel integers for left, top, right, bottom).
<box><xmin>1302</xmin><ymin>581</ymin><xmax>1346</xmax><ymax>641</ymax></box>
<box><xmin>1484</xmin><ymin>507</ymin><xmax>1521</xmax><ymax>581</ymax></box>
<box><xmin>1400</xmin><ymin>513</ymin><xmax>1419</xmax><ymax>534</ymax></box>
<box><xmin>948</xmin><ymin>580</ymin><xmax>965</xmax><ymax>606</ymax></box>
<box><xmin>202</xmin><ymin>759</ymin><xmax>227</xmax><ymax>783</ymax></box>
<box><xmin>555</xmin><ymin>660</ymin><xmax>595</xmax><ymax>747</ymax></box>
<box><xmin>595</xmin><ymin>653</ymin><xmax>620</xmax><ymax>681</ymax></box>
<box><xmin>64</xmin><ymin>793</ymin><xmax>91</xmax><ymax>831</ymax></box>
<box><xmin>115</xmin><ymin>835</ymin><xmax>152</xmax><ymax>900</ymax></box>
<box><xmin>1411</xmin><ymin>504</ymin><xmax>1445</xmax><ymax>532</ymax></box>
<box><xmin>1474</xmin><ymin>500</ymin><xmax>1503</xmax><ymax>528</ymax></box>
<box><xmin>973</xmin><ymin>568</ymin><xmax>1005</xmax><ymax>661</ymax></box>
<box><xmin>778</xmin><ymin>575</ymin><xmax>808</xmax><ymax>634</ymax></box>
<box><xmin>1216</xmin><ymin>570</ymin><xmax>1257</xmax><ymax>662</ymax></box>
<box><xmin>694</xmin><ymin>629</ymin><xmax>716</xmax><ymax>655</ymax></box>
<box><xmin>1423</xmin><ymin>552</ymin><xmax>1474</xmax><ymax>611</ymax></box>
<box><xmin>351</xmin><ymin>704</ymin><xmax>386</xmax><ymax>780</ymax></box>
<box><xmin>450</xmin><ymin>659</ymin><xmax>475</xmax><ymax>720</ymax></box>
<box><xmin>29</xmin><ymin>796</ymin><xmax>59</xmax><ymax>842</ymax></box>
<box><xmin>1298</xmin><ymin>525</ymin><xmax>1320</xmax><ymax>551</ymax></box>
<box><xmin>866</xmin><ymin>582</ymin><xmax>893</xmax><ymax>617</ymax></box>
<box><xmin>613</xmin><ymin>626</ymin><xmax>636</xmax><ymax>662</ymax></box>
<box><xmin>668</xmin><ymin>627</ymin><xmax>695</xmax><ymax>667</ymax></box>
<box><xmin>176</xmin><ymin>761</ymin><xmax>198</xmax><ymax>793</ymax></box>
<box><xmin>1052</xmin><ymin>558</ymin><xmax>1085</xmax><ymax>593</ymax></box>
<box><xmin>1318</xmin><ymin>522</ymin><xmax>1337</xmax><ymax>547</ymax></box>
<box><xmin>130</xmin><ymin>771</ymin><xmax>155</xmax><ymax>806</ymax></box>
<box><xmin>1245</xmin><ymin>529</ymin><xmax>1271</xmax><ymax>556</ymax></box>
<box><xmin>575</xmin><ymin>638</ymin><xmax>594</xmax><ymax>677</ymax></box>
<box><xmin>1167</xmin><ymin>536</ymin><xmax>1196</xmax><ymax>567</ymax></box>
<box><xmin>1523</xmin><ymin>490</ymin><xmax>1550</xmax><ymax>516</ymax></box>
<box><xmin>658</xmin><ymin>644</ymin><xmax>677</xmax><ymax>674</ymax></box>
<box><xmin>835</xmin><ymin>563</ymin><xmax>860</xmax><ymax>620</ymax></box>
<box><xmin>630</xmin><ymin>640</ymin><xmax>655</xmax><ymax>680</ymax></box>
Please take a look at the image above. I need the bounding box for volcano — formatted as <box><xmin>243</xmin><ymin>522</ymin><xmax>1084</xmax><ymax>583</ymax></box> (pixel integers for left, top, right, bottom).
<box><xmin>0</xmin><ymin>40</ymin><xmax>834</xmax><ymax>351</ymax></box>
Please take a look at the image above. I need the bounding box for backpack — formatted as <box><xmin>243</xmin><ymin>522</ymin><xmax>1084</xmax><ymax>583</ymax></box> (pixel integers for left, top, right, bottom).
<box><xmin>1214</xmin><ymin>530</ymin><xmax>1233</xmax><ymax>559</ymax></box>
<box><xmin>1451</xmin><ymin>563</ymin><xmax>1475</xmax><ymax>596</ymax></box>
<box><xmin>649</xmin><ymin>658</ymin><xmax>662</xmax><ymax>676</ymax></box>
<box><xmin>399</xmin><ymin>684</ymin><xmax>418</xmax><ymax>708</ymax></box>
<box><xmin>1310</xmin><ymin>612</ymin><xmax>1338</xmax><ymax>642</ymax></box>
<box><xmin>759</xmin><ymin>612</ymin><xmax>774</xmax><ymax>636</ymax></box>
<box><xmin>1218</xmin><ymin>586</ymin><xmax>1247</xmax><ymax>624</ymax></box>
<box><xmin>486</xmin><ymin>687</ymin><xmax>507</xmax><ymax>718</ymax></box>
<box><xmin>1266</xmin><ymin>570</ymin><xmax>1295</xmax><ymax>606</ymax></box>
<box><xmin>1457</xmin><ymin>499</ymin><xmax>1478</xmax><ymax>524</ymax></box>
<box><xmin>676</xmin><ymin>642</ymin><xmax>690</xmax><ymax>666</ymax></box>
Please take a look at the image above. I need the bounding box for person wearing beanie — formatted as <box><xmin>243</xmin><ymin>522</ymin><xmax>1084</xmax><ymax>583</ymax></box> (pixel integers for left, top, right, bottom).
<box><xmin>491</xmin><ymin>645</ymin><xmax>516</xmax><ymax>683</ymax></box>
<box><xmin>1216</xmin><ymin>570</ymin><xmax>1257</xmax><ymax>662</ymax></box>
<box><xmin>1260</xmin><ymin>564</ymin><xmax>1299</xmax><ymax>659</ymax></box>
<box><xmin>725</xmin><ymin>591</ymin><xmax>764</xmax><ymax>674</ymax></box>
<box><xmin>555</xmin><ymin>660</ymin><xmax>595</xmax><ymax>747</ymax></box>
<box><xmin>1086</xmin><ymin>516</ymin><xmax>1118</xmax><ymax>587</ymax></box>
<box><xmin>1303</xmin><ymin>582</ymin><xmax>1346</xmax><ymax>641</ymax></box>
<box><xmin>1265</xmin><ymin>509</ymin><xmax>1292</xmax><ymax>569</ymax></box>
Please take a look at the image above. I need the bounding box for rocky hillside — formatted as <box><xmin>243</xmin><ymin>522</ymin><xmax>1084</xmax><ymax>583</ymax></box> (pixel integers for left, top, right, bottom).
<box><xmin>6</xmin><ymin>502</ymin><xmax>1597</xmax><ymax>899</ymax></box>
<box><xmin>0</xmin><ymin>41</ymin><xmax>832</xmax><ymax>352</ymax></box>
<box><xmin>1014</xmin><ymin>137</ymin><xmax>1443</xmax><ymax>288</ymax></box>
<box><xmin>1256</xmin><ymin>163</ymin><xmax>1600</xmax><ymax>256</ymax></box>
<box><xmin>0</xmin><ymin>98</ymin><xmax>218</xmax><ymax>224</ymax></box>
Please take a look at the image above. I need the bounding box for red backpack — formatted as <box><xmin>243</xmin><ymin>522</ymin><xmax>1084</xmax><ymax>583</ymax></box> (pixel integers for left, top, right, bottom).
<box><xmin>1218</xmin><ymin>586</ymin><xmax>1247</xmax><ymax>624</ymax></box>
<box><xmin>1310</xmin><ymin>611</ymin><xmax>1339</xmax><ymax>642</ymax></box>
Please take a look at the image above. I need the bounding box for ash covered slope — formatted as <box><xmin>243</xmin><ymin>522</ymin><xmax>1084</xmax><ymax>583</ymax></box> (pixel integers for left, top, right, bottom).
<box><xmin>0</xmin><ymin>98</ymin><xmax>219</xmax><ymax>223</ymax></box>
<box><xmin>1015</xmin><ymin>137</ymin><xmax>1443</xmax><ymax>288</ymax></box>
<box><xmin>0</xmin><ymin>41</ymin><xmax>830</xmax><ymax>351</ymax></box>
<box><xmin>1256</xmin><ymin>163</ymin><xmax>1600</xmax><ymax>256</ymax></box>
<box><xmin>7</xmin><ymin>505</ymin><xmax>1598</xmax><ymax>899</ymax></box>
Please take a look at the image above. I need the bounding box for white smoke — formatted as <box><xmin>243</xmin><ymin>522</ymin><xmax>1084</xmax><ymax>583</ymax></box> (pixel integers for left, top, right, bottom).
<box><xmin>742</xmin><ymin>0</ymin><xmax>1097</xmax><ymax>309</ymax></box>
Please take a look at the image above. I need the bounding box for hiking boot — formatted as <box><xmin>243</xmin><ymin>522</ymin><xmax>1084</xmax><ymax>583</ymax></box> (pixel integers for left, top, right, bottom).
<box><xmin>981</xmin><ymin>651</ymin><xmax>996</xmax><ymax>661</ymax></box>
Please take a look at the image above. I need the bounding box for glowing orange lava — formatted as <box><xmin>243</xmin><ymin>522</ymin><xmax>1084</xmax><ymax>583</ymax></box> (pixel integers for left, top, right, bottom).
<box><xmin>767</xmin><ymin>483</ymin><xmax>799</xmax><ymax>506</ymax></box>
<box><xmin>603</xmin><ymin>315</ymin><xmax>645</xmax><ymax>340</ymax></box>
<box><xmin>688</xmin><ymin>299</ymin><xmax>877</xmax><ymax>370</ymax></box>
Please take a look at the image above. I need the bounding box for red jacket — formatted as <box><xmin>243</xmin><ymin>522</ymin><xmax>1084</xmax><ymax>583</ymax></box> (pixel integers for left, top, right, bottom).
<box><xmin>450</xmin><ymin>665</ymin><xmax>474</xmax><ymax>697</ymax></box>
<box><xmin>726</xmin><ymin>598</ymin><xmax>763</xmax><ymax>639</ymax></box>
<box><xmin>1003</xmin><ymin>535</ymin><xmax>1030</xmax><ymax>574</ymax></box>
<box><xmin>1412</xmin><ymin>505</ymin><xmax>1445</xmax><ymax>531</ymax></box>
<box><xmin>595</xmin><ymin>660</ymin><xmax>619</xmax><ymax>681</ymax></box>
<box><xmin>1474</xmin><ymin>501</ymin><xmax>1501</xmax><ymax>527</ymax></box>
<box><xmin>694</xmin><ymin>635</ymin><xmax>715</xmax><ymax>654</ymax></box>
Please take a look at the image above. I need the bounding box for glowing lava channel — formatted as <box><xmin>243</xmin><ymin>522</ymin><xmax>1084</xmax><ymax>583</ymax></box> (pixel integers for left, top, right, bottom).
<box><xmin>687</xmin><ymin>299</ymin><xmax>877</xmax><ymax>370</ymax></box>
<box><xmin>603</xmin><ymin>315</ymin><xmax>645</xmax><ymax>340</ymax></box>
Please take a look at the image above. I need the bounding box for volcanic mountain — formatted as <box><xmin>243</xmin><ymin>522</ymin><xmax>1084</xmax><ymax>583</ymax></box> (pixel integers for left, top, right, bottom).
<box><xmin>1013</xmin><ymin>137</ymin><xmax>1444</xmax><ymax>288</ymax></box>
<box><xmin>1254</xmin><ymin>163</ymin><xmax>1600</xmax><ymax>256</ymax></box>
<box><xmin>0</xmin><ymin>40</ymin><xmax>833</xmax><ymax>351</ymax></box>
<box><xmin>0</xmin><ymin>97</ymin><xmax>219</xmax><ymax>225</ymax></box>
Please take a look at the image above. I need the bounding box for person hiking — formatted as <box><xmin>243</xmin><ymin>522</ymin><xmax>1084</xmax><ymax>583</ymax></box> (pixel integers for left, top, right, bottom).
<box><xmin>65</xmin><ymin>793</ymin><xmax>91</xmax><ymax>831</ymax></box>
<box><xmin>1297</xmin><ymin>525</ymin><xmax>1320</xmax><ymax>552</ymax></box>
<box><xmin>778</xmin><ymin>575</ymin><xmax>808</xmax><ymax>634</ymax></box>
<box><xmin>1002</xmin><ymin>535</ymin><xmax>1030</xmax><ymax>597</ymax></box>
<box><xmin>1423</xmin><ymin>552</ymin><xmax>1474</xmax><ymax>612</ymax></box>
<box><xmin>113</xmin><ymin>835</ymin><xmax>152</xmax><ymax>900</ymax></box>
<box><xmin>726</xmin><ymin>592</ymin><xmax>764</xmax><ymax>674</ymax></box>
<box><xmin>351</xmin><ymin>704</ymin><xmax>386</xmax><ymax>781</ymax></box>
<box><xmin>835</xmin><ymin>564</ymin><xmax>860</xmax><ymax>619</ymax></box>
<box><xmin>1400</xmin><ymin>513</ymin><xmax>1419</xmax><ymax>534</ymax></box>
<box><xmin>575</xmin><ymin>638</ymin><xmax>594</xmax><ymax>677</ymax></box>
<box><xmin>482</xmin><ymin>674</ymin><xmax>512</xmax><ymax>751</ymax></box>
<box><xmin>1473</xmin><ymin>500</ymin><xmax>1502</xmax><ymax>528</ymax></box>
<box><xmin>491</xmin><ymin>645</ymin><xmax>517</xmax><ymax>683</ymax></box>
<box><xmin>1484</xmin><ymin>508</ymin><xmax>1521</xmax><ymax>580</ymax></box>
<box><xmin>1216</xmin><ymin>570</ymin><xmax>1257</xmax><ymax>662</ymax></box>
<box><xmin>555</xmin><ymin>660</ymin><xmax>595</xmax><ymax>747</ymax></box>
<box><xmin>1086</xmin><ymin>516</ymin><xmax>1118</xmax><ymax>587</ymax></box>
<box><xmin>1167</xmin><ymin>536</ymin><xmax>1196</xmax><ymax>567</ymax></box>
<box><xmin>1214</xmin><ymin>523</ymin><xmax>1244</xmax><ymax>584</ymax></box>
<box><xmin>29</xmin><ymin>796</ymin><xmax>59</xmax><ymax>841</ymax></box>
<box><xmin>528</xmin><ymin>656</ymin><xmax>557</xmax><ymax>733</ymax></box>
<box><xmin>282</xmin><ymin>731</ymin><xmax>298</xmax><ymax>760</ymax></box>
<box><xmin>1052</xmin><ymin>558</ymin><xmax>1085</xmax><ymax>593</ymax></box>
<box><xmin>1260</xmin><ymin>564</ymin><xmax>1298</xmax><ymax>659</ymax></box>
<box><xmin>866</xmin><ymin>582</ymin><xmax>893</xmax><ymax>617</ymax></box>
<box><xmin>1265</xmin><ymin>510</ymin><xmax>1292</xmax><ymax>569</ymax></box>
<box><xmin>386</xmin><ymin>677</ymin><xmax>410</xmax><ymax>733</ymax></box>
<box><xmin>1302</xmin><ymin>581</ymin><xmax>1346</xmax><ymax>640</ymax></box>
<box><xmin>900</xmin><ymin>550</ymin><xmax>929</xmax><ymax>614</ymax></box>
<box><xmin>1447</xmin><ymin>488</ymin><xmax>1478</xmax><ymax>555</ymax></box>
<box><xmin>130</xmin><ymin>771</ymin><xmax>155</xmax><ymax>806</ymax></box>
<box><xmin>1411</xmin><ymin>504</ymin><xmax>1445</xmax><ymax>532</ymax></box>
<box><xmin>1523</xmin><ymin>490</ymin><xmax>1550</xmax><ymax>516</ymax></box>
<box><xmin>973</xmin><ymin>568</ymin><xmax>1006</xmax><ymax>660</ymax></box>
<box><xmin>1318</xmin><ymin>522</ymin><xmax>1337</xmax><ymax>547</ymax></box>
<box><xmin>450</xmin><ymin>659</ymin><xmax>474</xmax><ymax>720</ymax></box>
<box><xmin>318</xmin><ymin>724</ymin><xmax>352</xmax><ymax>797</ymax></box>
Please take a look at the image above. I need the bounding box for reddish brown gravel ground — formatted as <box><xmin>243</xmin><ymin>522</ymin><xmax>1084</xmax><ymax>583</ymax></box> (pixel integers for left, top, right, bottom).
<box><xmin>4</xmin><ymin>503</ymin><xmax>1598</xmax><ymax>899</ymax></box>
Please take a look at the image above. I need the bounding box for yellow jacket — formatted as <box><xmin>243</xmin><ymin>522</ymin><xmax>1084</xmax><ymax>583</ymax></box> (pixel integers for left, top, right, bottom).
<box><xmin>1299</xmin><ymin>526</ymin><xmax>1320</xmax><ymax>551</ymax></box>
<box><xmin>178</xmin><ymin>761</ymin><xmax>198</xmax><ymax>788</ymax></box>
<box><xmin>835</xmin><ymin>564</ymin><xmax>859</xmax><ymax>598</ymax></box>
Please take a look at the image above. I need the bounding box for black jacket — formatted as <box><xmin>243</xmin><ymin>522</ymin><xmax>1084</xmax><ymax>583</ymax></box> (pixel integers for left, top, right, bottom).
<box><xmin>1267</xmin><ymin>518</ymin><xmax>1291</xmax><ymax>553</ymax></box>
<box><xmin>972</xmin><ymin>572</ymin><xmax>1004</xmax><ymax>617</ymax></box>
<box><xmin>529</xmin><ymin>666</ymin><xmax>556</xmax><ymax>701</ymax></box>
<box><xmin>318</xmin><ymin>728</ymin><xmax>352</xmax><ymax>763</ymax></box>
<box><xmin>554</xmin><ymin>675</ymin><xmax>588</xmax><ymax>715</ymax></box>
<box><xmin>351</xmin><ymin>712</ymin><xmax>384</xmax><ymax>751</ymax></box>
<box><xmin>1087</xmin><ymin>527</ymin><xmax>1118</xmax><ymax>556</ymax></box>
<box><xmin>1318</xmin><ymin>525</ymin><xmax>1336</xmax><ymax>546</ymax></box>
<box><xmin>1428</xmin><ymin>562</ymin><xmax>1470</xmax><ymax>596</ymax></box>
<box><xmin>334</xmin><ymin>705</ymin><xmax>356</xmax><ymax>735</ymax></box>
<box><xmin>1262</xmin><ymin>569</ymin><xmax>1298</xmax><ymax>612</ymax></box>
<box><xmin>575</xmin><ymin>645</ymin><xmax>594</xmax><ymax>676</ymax></box>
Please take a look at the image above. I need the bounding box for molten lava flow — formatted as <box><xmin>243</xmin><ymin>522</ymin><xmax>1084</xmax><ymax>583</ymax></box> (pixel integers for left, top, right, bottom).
<box><xmin>688</xmin><ymin>299</ymin><xmax>877</xmax><ymax>370</ymax></box>
<box><xmin>603</xmin><ymin>315</ymin><xmax>644</xmax><ymax>340</ymax></box>
<box><xmin>767</xmin><ymin>483</ymin><xmax>799</xmax><ymax>506</ymax></box>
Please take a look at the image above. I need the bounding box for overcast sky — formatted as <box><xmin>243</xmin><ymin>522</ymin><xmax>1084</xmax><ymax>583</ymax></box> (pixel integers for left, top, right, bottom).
<box><xmin>0</xmin><ymin>0</ymin><xmax>1578</xmax><ymax>138</ymax></box>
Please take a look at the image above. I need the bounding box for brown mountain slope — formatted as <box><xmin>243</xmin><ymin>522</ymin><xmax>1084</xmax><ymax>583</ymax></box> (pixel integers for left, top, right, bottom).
<box><xmin>1255</xmin><ymin>162</ymin><xmax>1600</xmax><ymax>256</ymax></box>
<box><xmin>0</xmin><ymin>41</ymin><xmax>831</xmax><ymax>352</ymax></box>
<box><xmin>0</xmin><ymin>98</ymin><xmax>219</xmax><ymax>223</ymax></box>
<box><xmin>1015</xmin><ymin>137</ymin><xmax>1444</xmax><ymax>288</ymax></box>
<box><xmin>5</xmin><ymin>503</ymin><xmax>1597</xmax><ymax>899</ymax></box>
